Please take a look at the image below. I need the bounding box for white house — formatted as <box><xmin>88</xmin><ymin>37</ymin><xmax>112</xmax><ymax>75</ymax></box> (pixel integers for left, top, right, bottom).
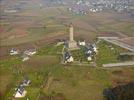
<box><xmin>14</xmin><ymin>87</ymin><xmax>27</xmax><ymax>98</ymax></box>
<box><xmin>15</xmin><ymin>90</ymin><xmax>27</xmax><ymax>98</ymax></box>
<box><xmin>85</xmin><ymin>43</ymin><xmax>98</xmax><ymax>61</ymax></box>
<box><xmin>86</xmin><ymin>49</ymin><xmax>92</xmax><ymax>54</ymax></box>
<box><xmin>85</xmin><ymin>50</ymin><xmax>93</xmax><ymax>61</ymax></box>
<box><xmin>10</xmin><ymin>48</ymin><xmax>19</xmax><ymax>55</ymax></box>
<box><xmin>64</xmin><ymin>52</ymin><xmax>74</xmax><ymax>63</ymax></box>
<box><xmin>87</xmin><ymin>43</ymin><xmax>98</xmax><ymax>54</ymax></box>
<box><xmin>93</xmin><ymin>46</ymin><xmax>98</xmax><ymax>53</ymax></box>
<box><xmin>67</xmin><ymin>56</ymin><xmax>74</xmax><ymax>63</ymax></box>
<box><xmin>24</xmin><ymin>49</ymin><xmax>37</xmax><ymax>56</ymax></box>
<box><xmin>92</xmin><ymin>44</ymin><xmax>98</xmax><ymax>53</ymax></box>
<box><xmin>14</xmin><ymin>77</ymin><xmax>31</xmax><ymax>98</ymax></box>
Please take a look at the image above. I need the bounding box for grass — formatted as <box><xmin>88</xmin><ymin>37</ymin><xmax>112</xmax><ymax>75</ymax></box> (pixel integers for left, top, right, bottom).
<box><xmin>0</xmin><ymin>57</ymin><xmax>21</xmax><ymax>70</ymax></box>
<box><xmin>37</xmin><ymin>44</ymin><xmax>63</xmax><ymax>55</ymax></box>
<box><xmin>71</xmin><ymin>47</ymin><xmax>87</xmax><ymax>62</ymax></box>
<box><xmin>28</xmin><ymin>22</ymin><xmax>66</xmax><ymax>36</ymax></box>
<box><xmin>96</xmin><ymin>41</ymin><xmax>121</xmax><ymax>66</ymax></box>
<box><xmin>1</xmin><ymin>4</ymin><xmax>134</xmax><ymax>100</ymax></box>
<box><xmin>25</xmin><ymin>87</ymin><xmax>40</xmax><ymax>100</ymax></box>
<box><xmin>48</xmin><ymin>66</ymin><xmax>110</xmax><ymax>100</ymax></box>
<box><xmin>0</xmin><ymin>44</ymin><xmax>134</xmax><ymax>100</ymax></box>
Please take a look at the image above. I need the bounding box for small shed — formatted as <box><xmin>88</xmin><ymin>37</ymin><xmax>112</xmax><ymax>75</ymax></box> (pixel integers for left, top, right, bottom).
<box><xmin>22</xmin><ymin>55</ymin><xmax>29</xmax><ymax>62</ymax></box>
<box><xmin>21</xmin><ymin>77</ymin><xmax>31</xmax><ymax>86</ymax></box>
<box><xmin>78</xmin><ymin>40</ymin><xmax>86</xmax><ymax>46</ymax></box>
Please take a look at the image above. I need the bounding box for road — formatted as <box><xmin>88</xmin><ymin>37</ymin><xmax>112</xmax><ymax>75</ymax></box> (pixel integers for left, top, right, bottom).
<box><xmin>103</xmin><ymin>61</ymin><xmax>134</xmax><ymax>67</ymax></box>
<box><xmin>99</xmin><ymin>37</ymin><xmax>134</xmax><ymax>52</ymax></box>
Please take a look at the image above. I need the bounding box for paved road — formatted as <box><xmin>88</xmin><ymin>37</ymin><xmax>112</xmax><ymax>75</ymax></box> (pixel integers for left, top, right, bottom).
<box><xmin>100</xmin><ymin>37</ymin><xmax>134</xmax><ymax>52</ymax></box>
<box><xmin>103</xmin><ymin>61</ymin><xmax>134</xmax><ymax>67</ymax></box>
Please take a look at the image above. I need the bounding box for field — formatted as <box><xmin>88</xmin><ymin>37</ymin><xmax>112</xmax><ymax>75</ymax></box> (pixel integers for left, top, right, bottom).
<box><xmin>0</xmin><ymin>43</ymin><xmax>134</xmax><ymax>100</ymax></box>
<box><xmin>96</xmin><ymin>40</ymin><xmax>128</xmax><ymax>66</ymax></box>
<box><xmin>71</xmin><ymin>46</ymin><xmax>87</xmax><ymax>62</ymax></box>
<box><xmin>1</xmin><ymin>5</ymin><xmax>134</xmax><ymax>56</ymax></box>
<box><xmin>0</xmin><ymin>1</ymin><xmax>134</xmax><ymax>100</ymax></box>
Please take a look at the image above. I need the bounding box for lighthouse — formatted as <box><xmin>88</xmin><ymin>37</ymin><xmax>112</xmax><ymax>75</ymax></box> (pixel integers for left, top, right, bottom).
<box><xmin>68</xmin><ymin>23</ymin><xmax>79</xmax><ymax>50</ymax></box>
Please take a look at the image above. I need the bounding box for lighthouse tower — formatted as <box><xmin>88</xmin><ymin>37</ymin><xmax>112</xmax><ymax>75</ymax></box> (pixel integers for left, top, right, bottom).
<box><xmin>68</xmin><ymin>24</ymin><xmax>79</xmax><ymax>50</ymax></box>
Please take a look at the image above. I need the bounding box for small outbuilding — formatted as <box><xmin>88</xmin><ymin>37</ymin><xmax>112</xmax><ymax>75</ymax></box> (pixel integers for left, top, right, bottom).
<box><xmin>21</xmin><ymin>77</ymin><xmax>31</xmax><ymax>86</ymax></box>
<box><xmin>78</xmin><ymin>40</ymin><xmax>86</xmax><ymax>46</ymax></box>
<box><xmin>22</xmin><ymin>55</ymin><xmax>30</xmax><ymax>62</ymax></box>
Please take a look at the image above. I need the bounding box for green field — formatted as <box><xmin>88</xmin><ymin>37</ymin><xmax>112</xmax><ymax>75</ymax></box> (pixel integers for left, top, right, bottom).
<box><xmin>1</xmin><ymin>2</ymin><xmax>134</xmax><ymax>100</ymax></box>
<box><xmin>96</xmin><ymin>40</ymin><xmax>124</xmax><ymax>66</ymax></box>
<box><xmin>71</xmin><ymin>46</ymin><xmax>87</xmax><ymax>62</ymax></box>
<box><xmin>0</xmin><ymin>43</ymin><xmax>134</xmax><ymax>100</ymax></box>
